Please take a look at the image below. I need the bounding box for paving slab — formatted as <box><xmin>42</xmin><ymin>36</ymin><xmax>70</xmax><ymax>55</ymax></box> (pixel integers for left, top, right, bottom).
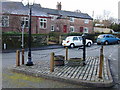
<box><xmin>11</xmin><ymin>57</ymin><xmax>114</xmax><ymax>87</ymax></box>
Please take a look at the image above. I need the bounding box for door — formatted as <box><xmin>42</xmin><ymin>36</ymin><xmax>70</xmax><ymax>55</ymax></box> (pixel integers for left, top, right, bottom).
<box><xmin>63</xmin><ymin>25</ymin><xmax>67</xmax><ymax>33</ymax></box>
<box><xmin>109</xmin><ymin>35</ymin><xmax>117</xmax><ymax>43</ymax></box>
<box><xmin>80</xmin><ymin>27</ymin><xmax>83</xmax><ymax>32</ymax></box>
<box><xmin>78</xmin><ymin>37</ymin><xmax>83</xmax><ymax>45</ymax></box>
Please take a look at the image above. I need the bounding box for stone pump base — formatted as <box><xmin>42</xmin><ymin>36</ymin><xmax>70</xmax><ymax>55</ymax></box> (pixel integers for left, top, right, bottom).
<box><xmin>54</xmin><ymin>55</ymin><xmax>65</xmax><ymax>66</ymax></box>
<box><xmin>67</xmin><ymin>58</ymin><xmax>84</xmax><ymax>66</ymax></box>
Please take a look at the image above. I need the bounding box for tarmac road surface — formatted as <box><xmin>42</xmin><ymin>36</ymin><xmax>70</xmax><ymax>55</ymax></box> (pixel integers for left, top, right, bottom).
<box><xmin>2</xmin><ymin>44</ymin><xmax>120</xmax><ymax>89</ymax></box>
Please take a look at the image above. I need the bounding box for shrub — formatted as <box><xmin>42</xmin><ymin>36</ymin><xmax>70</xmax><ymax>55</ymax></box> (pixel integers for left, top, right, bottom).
<box><xmin>2</xmin><ymin>34</ymin><xmax>47</xmax><ymax>49</ymax></box>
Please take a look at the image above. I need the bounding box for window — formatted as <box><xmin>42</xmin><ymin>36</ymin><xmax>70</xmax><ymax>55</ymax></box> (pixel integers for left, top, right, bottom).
<box><xmin>70</xmin><ymin>26</ymin><xmax>74</xmax><ymax>32</ymax></box>
<box><xmin>73</xmin><ymin>37</ymin><xmax>78</xmax><ymax>41</ymax></box>
<box><xmin>39</xmin><ymin>18</ymin><xmax>47</xmax><ymax>29</ymax></box>
<box><xmin>78</xmin><ymin>37</ymin><xmax>82</xmax><ymax>40</ymax></box>
<box><xmin>70</xmin><ymin>17</ymin><xmax>74</xmax><ymax>22</ymax></box>
<box><xmin>109</xmin><ymin>35</ymin><xmax>114</xmax><ymax>38</ymax></box>
<box><xmin>1</xmin><ymin>15</ymin><xmax>9</xmax><ymax>27</ymax></box>
<box><xmin>84</xmin><ymin>27</ymin><xmax>89</xmax><ymax>33</ymax></box>
<box><xmin>21</xmin><ymin>17</ymin><xmax>29</xmax><ymax>28</ymax></box>
<box><xmin>106</xmin><ymin>35</ymin><xmax>110</xmax><ymax>38</ymax></box>
<box><xmin>98</xmin><ymin>35</ymin><xmax>105</xmax><ymax>38</ymax></box>
<box><xmin>84</xmin><ymin>19</ymin><xmax>89</xmax><ymax>24</ymax></box>
<box><xmin>50</xmin><ymin>15</ymin><xmax>57</xmax><ymax>20</ymax></box>
<box><xmin>51</xmin><ymin>25</ymin><xmax>54</xmax><ymax>31</ymax></box>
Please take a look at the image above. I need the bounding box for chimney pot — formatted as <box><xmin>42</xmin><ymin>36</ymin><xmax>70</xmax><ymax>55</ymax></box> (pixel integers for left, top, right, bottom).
<box><xmin>56</xmin><ymin>2</ymin><xmax>62</xmax><ymax>10</ymax></box>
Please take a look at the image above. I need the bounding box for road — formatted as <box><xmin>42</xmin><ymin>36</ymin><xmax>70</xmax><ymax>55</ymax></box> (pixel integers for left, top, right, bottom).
<box><xmin>2</xmin><ymin>44</ymin><xmax>120</xmax><ymax>88</ymax></box>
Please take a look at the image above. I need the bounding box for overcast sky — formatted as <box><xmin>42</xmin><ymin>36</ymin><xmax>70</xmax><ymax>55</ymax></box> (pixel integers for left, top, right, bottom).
<box><xmin>6</xmin><ymin>0</ymin><xmax>120</xmax><ymax>19</ymax></box>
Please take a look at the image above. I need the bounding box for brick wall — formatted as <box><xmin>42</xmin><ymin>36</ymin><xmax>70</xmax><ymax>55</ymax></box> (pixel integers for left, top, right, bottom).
<box><xmin>52</xmin><ymin>18</ymin><xmax>93</xmax><ymax>33</ymax></box>
<box><xmin>2</xmin><ymin>14</ymin><xmax>93</xmax><ymax>34</ymax></box>
<box><xmin>2</xmin><ymin>14</ymin><xmax>51</xmax><ymax>34</ymax></box>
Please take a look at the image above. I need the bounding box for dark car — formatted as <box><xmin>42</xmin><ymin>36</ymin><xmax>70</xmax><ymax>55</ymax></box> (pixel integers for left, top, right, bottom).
<box><xmin>96</xmin><ymin>34</ymin><xmax>120</xmax><ymax>45</ymax></box>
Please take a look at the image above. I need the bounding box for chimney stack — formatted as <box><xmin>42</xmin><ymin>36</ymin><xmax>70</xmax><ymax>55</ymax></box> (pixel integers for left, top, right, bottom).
<box><xmin>56</xmin><ymin>2</ymin><xmax>62</xmax><ymax>10</ymax></box>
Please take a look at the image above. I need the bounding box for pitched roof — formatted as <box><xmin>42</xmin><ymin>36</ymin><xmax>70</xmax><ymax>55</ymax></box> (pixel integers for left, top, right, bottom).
<box><xmin>1</xmin><ymin>1</ymin><xmax>48</xmax><ymax>16</ymax></box>
<box><xmin>1</xmin><ymin>1</ymin><xmax>93</xmax><ymax>20</ymax></box>
<box><xmin>59</xmin><ymin>10</ymin><xmax>92</xmax><ymax>19</ymax></box>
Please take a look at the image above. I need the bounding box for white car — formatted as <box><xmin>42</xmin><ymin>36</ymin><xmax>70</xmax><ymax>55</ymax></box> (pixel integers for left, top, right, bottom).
<box><xmin>62</xmin><ymin>36</ymin><xmax>93</xmax><ymax>48</ymax></box>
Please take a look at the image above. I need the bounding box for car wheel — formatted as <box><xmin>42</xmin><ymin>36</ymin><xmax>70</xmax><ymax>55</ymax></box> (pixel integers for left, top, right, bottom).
<box><xmin>70</xmin><ymin>43</ymin><xmax>75</xmax><ymax>48</ymax></box>
<box><xmin>104</xmin><ymin>41</ymin><xmax>109</xmax><ymax>45</ymax></box>
<box><xmin>117</xmin><ymin>40</ymin><xmax>120</xmax><ymax>44</ymax></box>
<box><xmin>87</xmin><ymin>42</ymin><xmax>91</xmax><ymax>47</ymax></box>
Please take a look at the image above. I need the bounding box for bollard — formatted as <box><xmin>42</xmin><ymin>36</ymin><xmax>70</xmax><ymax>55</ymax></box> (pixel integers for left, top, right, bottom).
<box><xmin>99</xmin><ymin>46</ymin><xmax>104</xmax><ymax>78</ymax></box>
<box><xmin>22</xmin><ymin>49</ymin><xmax>24</xmax><ymax>65</ymax></box>
<box><xmin>50</xmin><ymin>52</ymin><xmax>54</xmax><ymax>72</ymax></box>
<box><xmin>65</xmin><ymin>47</ymin><xmax>68</xmax><ymax>60</ymax></box>
<box><xmin>16</xmin><ymin>50</ymin><xmax>20</xmax><ymax>66</ymax></box>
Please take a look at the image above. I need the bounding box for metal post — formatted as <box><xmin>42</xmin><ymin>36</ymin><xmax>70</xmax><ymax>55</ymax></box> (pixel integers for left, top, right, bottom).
<box><xmin>26</xmin><ymin>5</ymin><xmax>33</xmax><ymax>66</ymax></box>
<box><xmin>82</xmin><ymin>34</ymin><xmax>86</xmax><ymax>66</ymax></box>
<box><xmin>47</xmin><ymin>35</ymin><xmax>49</xmax><ymax>45</ymax></box>
<box><xmin>21</xmin><ymin>24</ymin><xmax>25</xmax><ymax>49</ymax></box>
<box><xmin>59</xmin><ymin>35</ymin><xmax>62</xmax><ymax>44</ymax></box>
<box><xmin>16</xmin><ymin>50</ymin><xmax>20</xmax><ymax>66</ymax></box>
<box><xmin>22</xmin><ymin>49</ymin><xmax>24</xmax><ymax>65</ymax></box>
<box><xmin>99</xmin><ymin>46</ymin><xmax>104</xmax><ymax>78</ymax></box>
<box><xmin>4</xmin><ymin>43</ymin><xmax>6</xmax><ymax>50</ymax></box>
<box><xmin>50</xmin><ymin>52</ymin><xmax>54</xmax><ymax>72</ymax></box>
<box><xmin>65</xmin><ymin>47</ymin><xmax>68</xmax><ymax>60</ymax></box>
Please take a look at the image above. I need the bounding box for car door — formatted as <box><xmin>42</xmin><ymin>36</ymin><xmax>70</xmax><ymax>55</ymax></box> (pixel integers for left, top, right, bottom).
<box><xmin>105</xmin><ymin>35</ymin><xmax>111</xmax><ymax>43</ymax></box>
<box><xmin>106</xmin><ymin>35</ymin><xmax>116</xmax><ymax>43</ymax></box>
<box><xmin>78</xmin><ymin>37</ymin><xmax>83</xmax><ymax>45</ymax></box>
<box><xmin>110</xmin><ymin>35</ymin><xmax>118</xmax><ymax>43</ymax></box>
<box><xmin>72</xmin><ymin>37</ymin><xmax>80</xmax><ymax>46</ymax></box>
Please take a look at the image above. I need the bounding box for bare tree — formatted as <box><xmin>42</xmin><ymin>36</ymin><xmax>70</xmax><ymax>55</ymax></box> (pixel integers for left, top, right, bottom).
<box><xmin>103</xmin><ymin>10</ymin><xmax>111</xmax><ymax>20</ymax></box>
<box><xmin>94</xmin><ymin>10</ymin><xmax>116</xmax><ymax>28</ymax></box>
<box><xmin>95</xmin><ymin>15</ymin><xmax>103</xmax><ymax>22</ymax></box>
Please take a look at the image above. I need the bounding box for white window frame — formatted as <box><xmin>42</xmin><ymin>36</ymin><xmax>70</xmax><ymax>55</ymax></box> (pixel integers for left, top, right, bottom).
<box><xmin>70</xmin><ymin>26</ymin><xmax>74</xmax><ymax>32</ymax></box>
<box><xmin>84</xmin><ymin>27</ymin><xmax>89</xmax><ymax>33</ymax></box>
<box><xmin>1</xmin><ymin>15</ymin><xmax>9</xmax><ymax>27</ymax></box>
<box><xmin>70</xmin><ymin>17</ymin><xmax>74</xmax><ymax>22</ymax></box>
<box><xmin>84</xmin><ymin>19</ymin><xmax>89</xmax><ymax>24</ymax></box>
<box><xmin>50</xmin><ymin>15</ymin><xmax>57</xmax><ymax>20</ymax></box>
<box><xmin>21</xmin><ymin>17</ymin><xmax>29</xmax><ymax>28</ymax></box>
<box><xmin>51</xmin><ymin>25</ymin><xmax>54</xmax><ymax>31</ymax></box>
<box><xmin>39</xmin><ymin>18</ymin><xmax>47</xmax><ymax>29</ymax></box>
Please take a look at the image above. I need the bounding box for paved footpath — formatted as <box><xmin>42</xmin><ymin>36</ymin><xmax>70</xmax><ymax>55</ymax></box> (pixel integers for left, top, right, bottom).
<box><xmin>11</xmin><ymin>56</ymin><xmax>113</xmax><ymax>88</ymax></box>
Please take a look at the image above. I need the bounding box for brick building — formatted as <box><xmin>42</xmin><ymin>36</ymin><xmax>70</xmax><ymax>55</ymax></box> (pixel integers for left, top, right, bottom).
<box><xmin>1</xmin><ymin>1</ymin><xmax>93</xmax><ymax>34</ymax></box>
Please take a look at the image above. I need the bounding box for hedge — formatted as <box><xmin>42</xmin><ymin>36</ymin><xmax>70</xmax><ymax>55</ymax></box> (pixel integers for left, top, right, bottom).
<box><xmin>2</xmin><ymin>32</ymin><xmax>120</xmax><ymax>49</ymax></box>
<box><xmin>2</xmin><ymin>33</ymin><xmax>48</xmax><ymax>49</ymax></box>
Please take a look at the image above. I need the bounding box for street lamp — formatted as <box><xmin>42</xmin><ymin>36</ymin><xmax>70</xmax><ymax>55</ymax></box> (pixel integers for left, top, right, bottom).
<box><xmin>22</xmin><ymin>0</ymin><xmax>34</xmax><ymax>66</ymax></box>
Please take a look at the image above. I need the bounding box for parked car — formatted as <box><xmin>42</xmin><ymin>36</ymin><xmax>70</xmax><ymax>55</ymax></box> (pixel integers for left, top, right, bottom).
<box><xmin>62</xmin><ymin>36</ymin><xmax>93</xmax><ymax>48</ymax></box>
<box><xmin>96</xmin><ymin>34</ymin><xmax>120</xmax><ymax>45</ymax></box>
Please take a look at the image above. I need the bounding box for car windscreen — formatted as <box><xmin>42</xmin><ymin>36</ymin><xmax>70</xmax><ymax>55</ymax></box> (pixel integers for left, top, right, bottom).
<box><xmin>98</xmin><ymin>35</ymin><xmax>105</xmax><ymax>38</ymax></box>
